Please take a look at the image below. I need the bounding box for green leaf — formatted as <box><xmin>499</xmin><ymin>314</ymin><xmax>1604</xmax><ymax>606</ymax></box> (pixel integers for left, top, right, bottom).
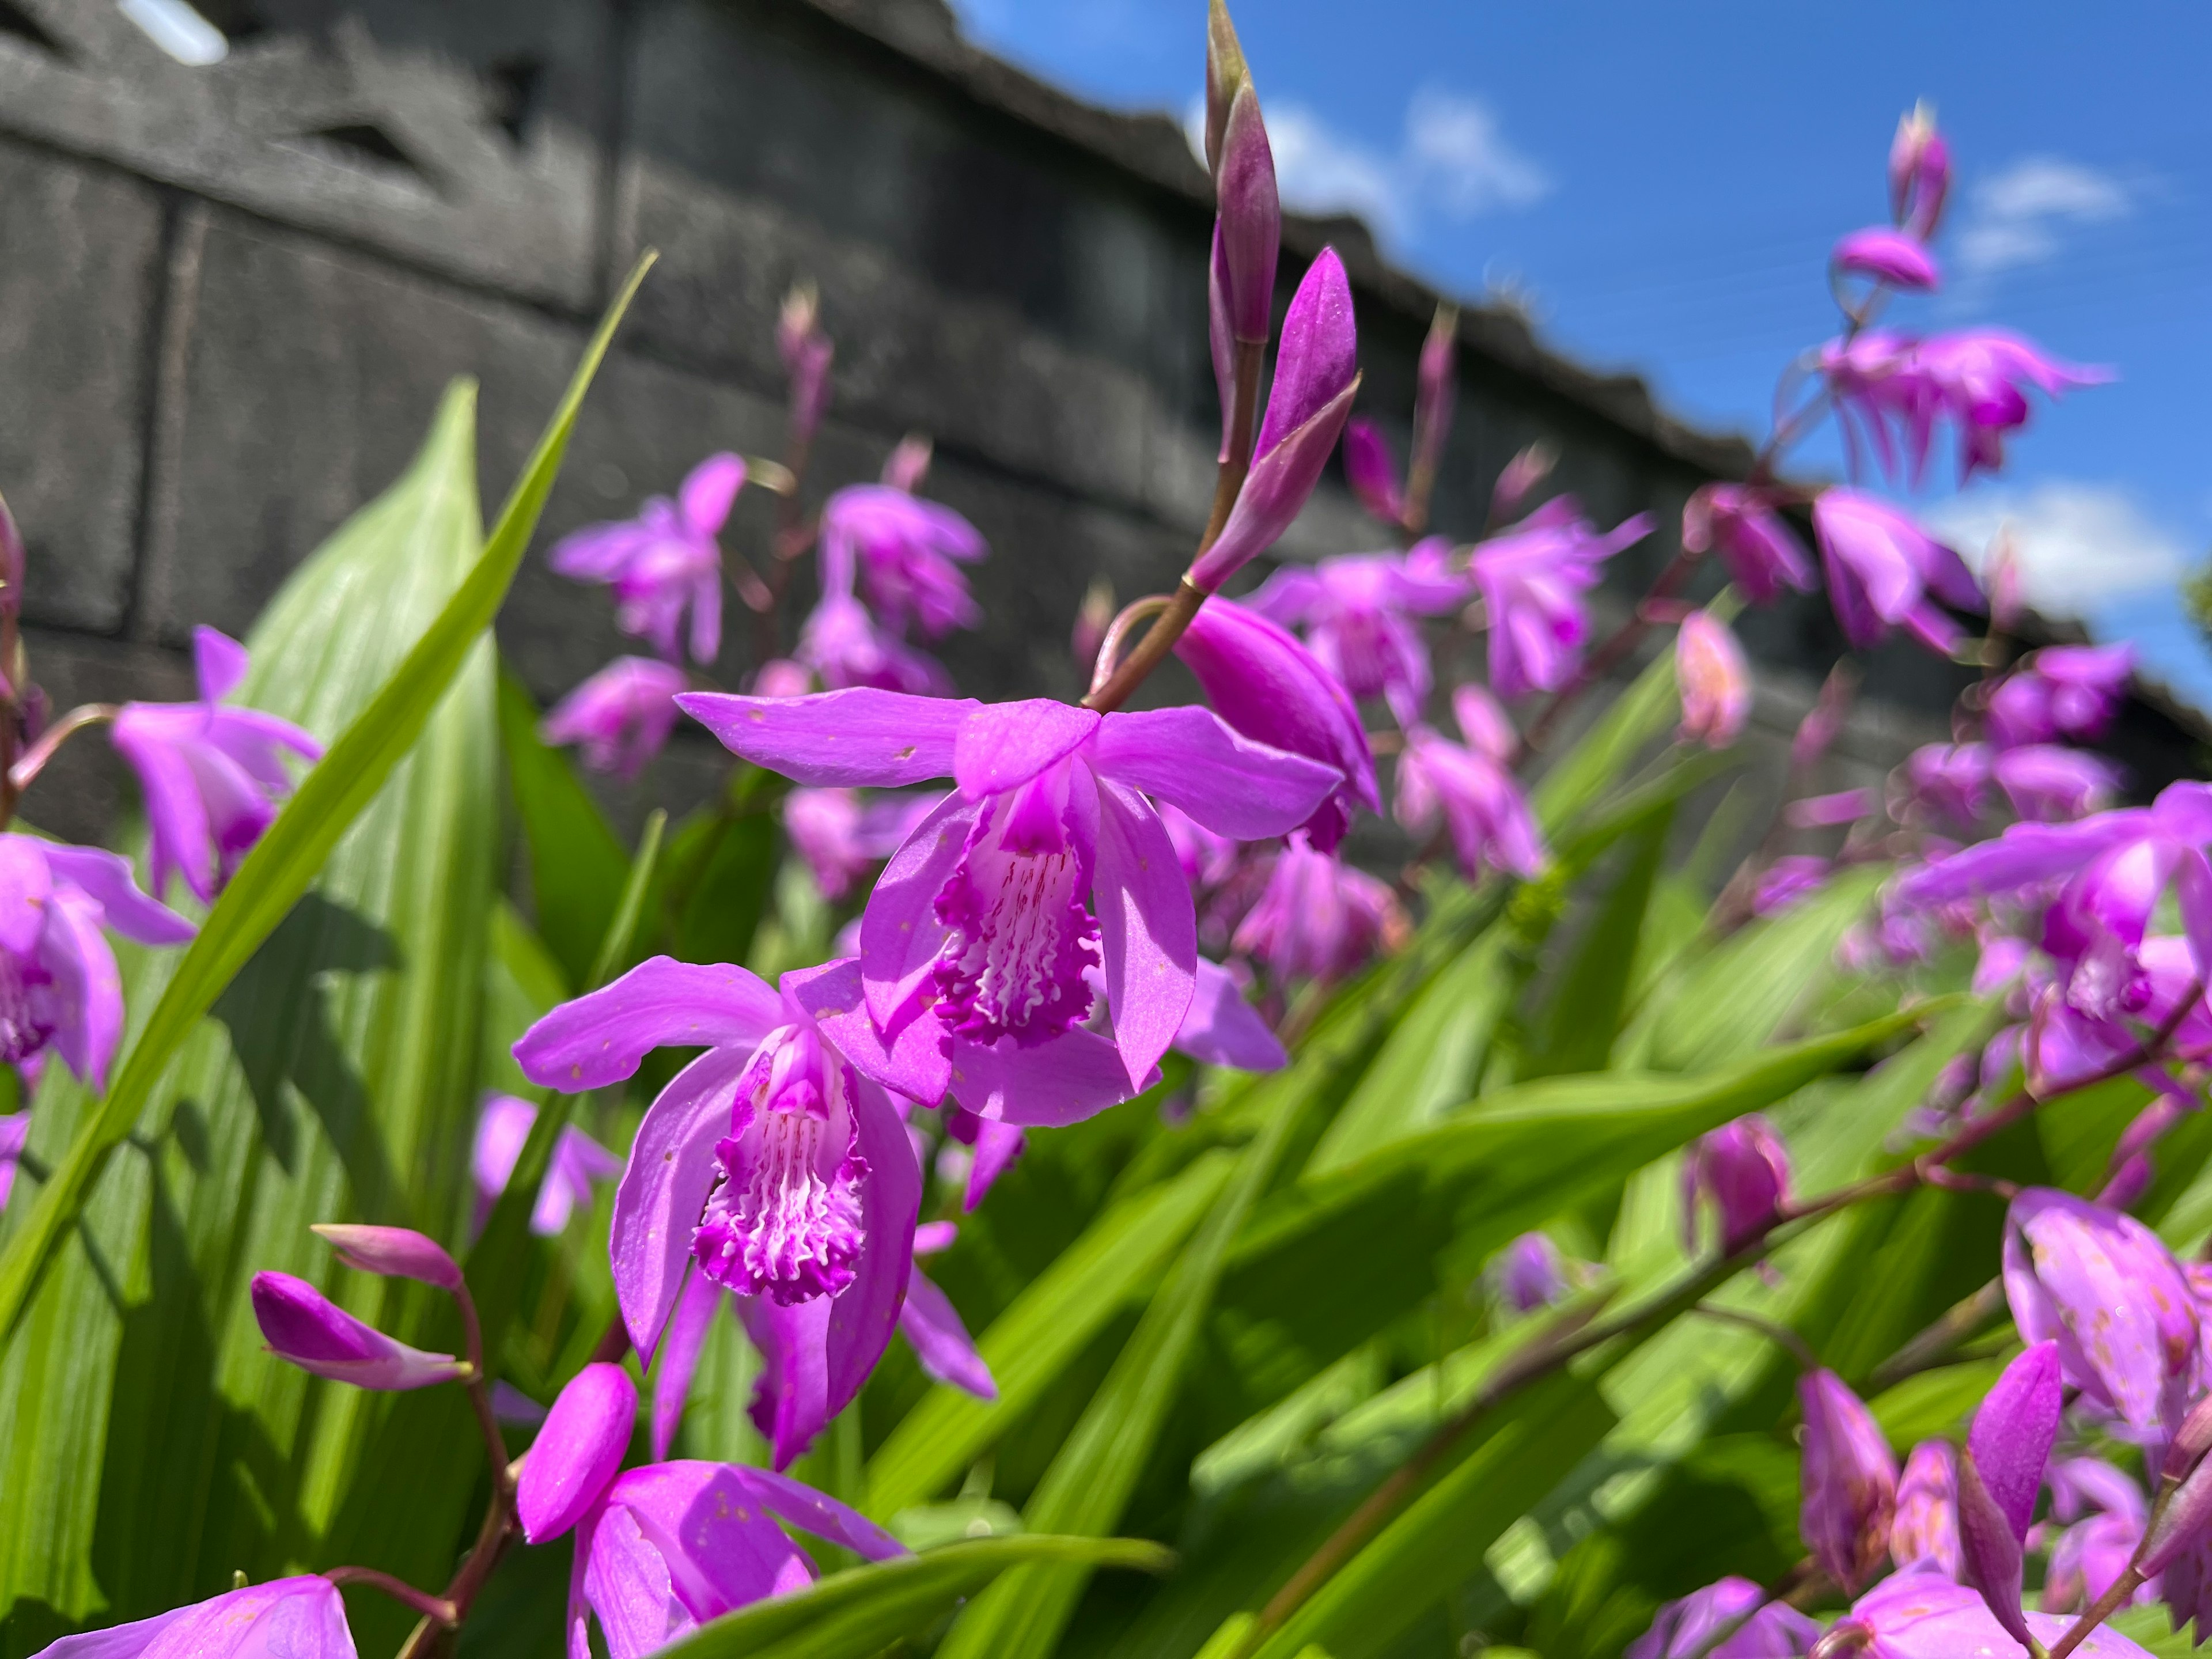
<box><xmin>654</xmin><ymin>1535</ymin><xmax>1173</xmax><ymax>1659</ymax></box>
<box><xmin>1521</xmin><ymin>804</ymin><xmax>1672</xmax><ymax>1079</ymax></box>
<box><xmin>497</xmin><ymin>662</ymin><xmax>629</xmax><ymax>994</ymax></box>
<box><xmin>0</xmin><ymin>252</ymin><xmax>654</xmax><ymax>1351</ymax></box>
<box><xmin>863</xmin><ymin>1152</ymin><xmax>1236</xmax><ymax>1518</ymax></box>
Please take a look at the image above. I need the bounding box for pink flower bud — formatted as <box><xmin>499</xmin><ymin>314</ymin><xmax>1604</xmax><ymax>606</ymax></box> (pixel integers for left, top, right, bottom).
<box><xmin>1955</xmin><ymin>1340</ymin><xmax>2061</xmax><ymax>1643</ymax></box>
<box><xmin>1190</xmin><ymin>249</ymin><xmax>1359</xmax><ymax>592</ymax></box>
<box><xmin>1832</xmin><ymin>227</ymin><xmax>1941</xmax><ymax>293</ymax></box>
<box><xmin>1408</xmin><ymin>303</ymin><xmax>1457</xmax><ymax>503</ymax></box>
<box><xmin>1491</xmin><ymin>1231</ymin><xmax>1569</xmax><ymax>1313</ymax></box>
<box><xmin>1341</xmin><ymin>418</ymin><xmax>1407</xmax><ymax>527</ymax></box>
<box><xmin>1891</xmin><ymin>1440</ymin><xmax>1961</xmax><ymax>1578</ymax></box>
<box><xmin>250</xmin><ymin>1271</ymin><xmax>469</xmax><ymax>1391</ymax></box>
<box><xmin>1888</xmin><ymin>104</ymin><xmax>1950</xmax><ymax>240</ymax></box>
<box><xmin>1799</xmin><ymin>1369</ymin><xmax>1899</xmax><ymax>1594</ymax></box>
<box><xmin>1683</xmin><ymin>1116</ymin><xmax>1790</xmax><ymax>1255</ymax></box>
<box><xmin>311</xmin><ymin>1223</ymin><xmax>463</xmax><ymax>1291</ymax></box>
<box><xmin>517</xmin><ymin>1361</ymin><xmax>637</xmax><ymax>1543</ymax></box>
<box><xmin>1202</xmin><ymin>0</ymin><xmax>1250</xmax><ymax>176</ymax></box>
<box><xmin>0</xmin><ymin>490</ymin><xmax>21</xmax><ymax>622</ymax></box>
<box><xmin>1676</xmin><ymin>609</ymin><xmax>1750</xmax><ymax>748</ymax></box>
<box><xmin>1216</xmin><ymin>82</ymin><xmax>1280</xmax><ymax>346</ymax></box>
<box><xmin>1072</xmin><ymin>576</ymin><xmax>1114</xmax><ymax>674</ymax></box>
<box><xmin>881</xmin><ymin>434</ymin><xmax>933</xmax><ymax>493</ymax></box>
<box><xmin>1490</xmin><ymin>441</ymin><xmax>1555</xmax><ymax>526</ymax></box>
<box><xmin>777</xmin><ymin>283</ymin><xmax>833</xmax><ymax>445</ymax></box>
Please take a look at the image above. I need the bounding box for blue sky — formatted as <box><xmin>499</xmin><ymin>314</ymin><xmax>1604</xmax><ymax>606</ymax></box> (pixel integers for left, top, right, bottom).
<box><xmin>952</xmin><ymin>0</ymin><xmax>2212</xmax><ymax>706</ymax></box>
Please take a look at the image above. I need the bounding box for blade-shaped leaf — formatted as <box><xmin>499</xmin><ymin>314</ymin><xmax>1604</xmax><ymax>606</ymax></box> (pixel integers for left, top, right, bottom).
<box><xmin>497</xmin><ymin>662</ymin><xmax>629</xmax><ymax>994</ymax></box>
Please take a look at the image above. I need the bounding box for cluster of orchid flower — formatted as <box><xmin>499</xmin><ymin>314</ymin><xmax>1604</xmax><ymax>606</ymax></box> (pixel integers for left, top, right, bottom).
<box><xmin>11</xmin><ymin>5</ymin><xmax>2194</xmax><ymax>1657</ymax></box>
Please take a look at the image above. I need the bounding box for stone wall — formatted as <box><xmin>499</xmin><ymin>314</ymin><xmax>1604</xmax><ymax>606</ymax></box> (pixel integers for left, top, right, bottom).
<box><xmin>0</xmin><ymin>0</ymin><xmax>2198</xmax><ymax>849</ymax></box>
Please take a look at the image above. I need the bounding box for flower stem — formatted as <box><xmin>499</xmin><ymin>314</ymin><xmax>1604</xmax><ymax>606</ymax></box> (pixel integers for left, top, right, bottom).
<box><xmin>7</xmin><ymin>702</ymin><xmax>117</xmax><ymax>797</ymax></box>
<box><xmin>1083</xmin><ymin>582</ymin><xmax>1205</xmax><ymax>715</ymax></box>
<box><xmin>1692</xmin><ymin>1302</ymin><xmax>1820</xmax><ymax>1370</ymax></box>
<box><xmin>323</xmin><ymin>1567</ymin><xmax>456</xmax><ymax>1628</ymax></box>
<box><xmin>1088</xmin><ymin>595</ymin><xmax>1173</xmax><ymax>696</ymax></box>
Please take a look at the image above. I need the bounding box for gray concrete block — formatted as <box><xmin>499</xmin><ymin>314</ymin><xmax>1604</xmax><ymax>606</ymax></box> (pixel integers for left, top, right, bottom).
<box><xmin>0</xmin><ymin>139</ymin><xmax>165</xmax><ymax>633</ymax></box>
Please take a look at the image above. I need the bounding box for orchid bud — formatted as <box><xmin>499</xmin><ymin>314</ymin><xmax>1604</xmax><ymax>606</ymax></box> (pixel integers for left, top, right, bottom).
<box><xmin>1174</xmin><ymin>595</ymin><xmax>1378</xmax><ymax>851</ymax></box>
<box><xmin>1681</xmin><ymin>1116</ymin><xmax>1790</xmax><ymax>1255</ymax></box>
<box><xmin>312</xmin><ymin>1223</ymin><xmax>463</xmax><ymax>1292</ymax></box>
<box><xmin>2166</xmin><ymin>1393</ymin><xmax>2212</xmax><ymax>1483</ymax></box>
<box><xmin>1341</xmin><ymin>418</ymin><xmax>1407</xmax><ymax>527</ymax></box>
<box><xmin>1209</xmin><ymin>224</ymin><xmax>1240</xmax><ymax>464</ymax></box>
<box><xmin>1888</xmin><ymin>103</ymin><xmax>1950</xmax><ymax>240</ymax></box>
<box><xmin>250</xmin><ymin>1271</ymin><xmax>470</xmax><ymax>1391</ymax></box>
<box><xmin>1791</xmin><ymin>662</ymin><xmax>1857</xmax><ymax>772</ymax></box>
<box><xmin>1832</xmin><ymin>228</ymin><xmax>1941</xmax><ymax>293</ymax></box>
<box><xmin>1799</xmin><ymin>1369</ymin><xmax>1899</xmax><ymax>1594</ymax></box>
<box><xmin>2141</xmin><ymin>1440</ymin><xmax>2212</xmax><ymax>1579</ymax></box>
<box><xmin>0</xmin><ymin>489</ymin><xmax>22</xmax><ymax>622</ymax></box>
<box><xmin>517</xmin><ymin>1361</ymin><xmax>637</xmax><ymax>1544</ymax></box>
<box><xmin>1216</xmin><ymin>82</ymin><xmax>1281</xmax><ymax>346</ymax></box>
<box><xmin>777</xmin><ymin>282</ymin><xmax>833</xmax><ymax>445</ymax></box>
<box><xmin>1676</xmin><ymin>609</ymin><xmax>1750</xmax><ymax>749</ymax></box>
<box><xmin>1490</xmin><ymin>1231</ymin><xmax>1569</xmax><ymax>1314</ymax></box>
<box><xmin>1960</xmin><ymin>1339</ymin><xmax>2061</xmax><ymax>1551</ymax></box>
<box><xmin>1202</xmin><ymin>0</ymin><xmax>1250</xmax><ymax>176</ymax></box>
<box><xmin>1683</xmin><ymin>484</ymin><xmax>1816</xmax><ymax>607</ymax></box>
<box><xmin>1984</xmin><ymin>531</ymin><xmax>2025</xmax><ymax>634</ymax></box>
<box><xmin>1190</xmin><ymin>249</ymin><xmax>1359</xmax><ymax>591</ymax></box>
<box><xmin>2002</xmin><ymin>1188</ymin><xmax>2196</xmax><ymax>1430</ymax></box>
<box><xmin>881</xmin><ymin>434</ymin><xmax>933</xmax><ymax>493</ymax></box>
<box><xmin>1490</xmin><ymin>440</ymin><xmax>1555</xmax><ymax>526</ymax></box>
<box><xmin>1072</xmin><ymin>575</ymin><xmax>1114</xmax><ymax>673</ymax></box>
<box><xmin>1890</xmin><ymin>1440</ymin><xmax>1962</xmax><ymax>1578</ymax></box>
<box><xmin>1406</xmin><ymin>303</ymin><xmax>1457</xmax><ymax>525</ymax></box>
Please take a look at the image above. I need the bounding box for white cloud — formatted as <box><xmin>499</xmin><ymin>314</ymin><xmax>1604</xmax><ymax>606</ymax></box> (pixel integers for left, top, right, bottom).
<box><xmin>1184</xmin><ymin>85</ymin><xmax>1551</xmax><ymax>248</ymax></box>
<box><xmin>1922</xmin><ymin>481</ymin><xmax>2188</xmax><ymax>618</ymax></box>
<box><xmin>1954</xmin><ymin>157</ymin><xmax>2133</xmax><ymax>279</ymax></box>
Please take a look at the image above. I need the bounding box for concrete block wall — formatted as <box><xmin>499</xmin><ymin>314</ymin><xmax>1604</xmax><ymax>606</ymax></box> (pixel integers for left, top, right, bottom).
<box><xmin>0</xmin><ymin>0</ymin><xmax>2196</xmax><ymax>853</ymax></box>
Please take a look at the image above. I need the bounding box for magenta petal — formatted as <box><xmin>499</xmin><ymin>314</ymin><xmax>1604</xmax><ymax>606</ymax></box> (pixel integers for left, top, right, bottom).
<box><xmin>1176</xmin><ymin>957</ymin><xmax>1287</xmax><ymax>1071</ymax></box>
<box><xmin>1092</xmin><ymin>778</ymin><xmax>1196</xmax><ymax>1089</ymax></box>
<box><xmin>823</xmin><ymin>1078</ymin><xmax>920</xmax><ymax>1426</ymax></box>
<box><xmin>676</xmin><ymin>688</ymin><xmax>976</xmax><ymax>786</ymax></box>
<box><xmin>193</xmin><ymin>625</ymin><xmax>251</xmax><ymax>703</ymax></box>
<box><xmin>521</xmin><ymin>1362</ymin><xmax>638</xmax><ymax>1544</ymax></box>
<box><xmin>1255</xmin><ymin>248</ymin><xmax>1358</xmax><ymax>458</ymax></box>
<box><xmin>111</xmin><ymin>713</ymin><xmax>214</xmax><ymax>903</ymax></box>
<box><xmin>951</xmin><ymin>700</ymin><xmax>1100</xmax><ymax>800</ymax></box>
<box><xmin>900</xmin><ymin>1268</ymin><xmax>998</xmax><ymax>1401</ymax></box>
<box><xmin>1967</xmin><ymin>1340</ymin><xmax>2062</xmax><ymax>1542</ymax></box>
<box><xmin>734</xmin><ymin>1293</ymin><xmax>833</xmax><ymax>1472</ymax></box>
<box><xmin>651</xmin><ymin>1270</ymin><xmax>725</xmax><ymax>1461</ymax></box>
<box><xmin>1189</xmin><ymin>379</ymin><xmax>1361</xmax><ymax>592</ymax></box>
<box><xmin>787</xmin><ymin>955</ymin><xmax>953</xmax><ymax>1107</ymax></box>
<box><xmin>514</xmin><ymin>957</ymin><xmax>782</xmax><ymax>1092</ymax></box>
<box><xmin>313</xmin><ymin>1223</ymin><xmax>462</xmax><ymax>1291</ymax></box>
<box><xmin>41</xmin><ymin>844</ymin><xmax>194</xmax><ymax>946</ymax></box>
<box><xmin>611</xmin><ymin>1047</ymin><xmax>752</xmax><ymax>1359</ymax></box>
<box><xmin>731</xmin><ymin>1464</ymin><xmax>910</xmax><ymax>1561</ymax></box>
<box><xmin>580</xmin><ymin>1499</ymin><xmax>683</xmax><ymax>1659</ymax></box>
<box><xmin>0</xmin><ymin>838</ymin><xmax>51</xmax><ymax>956</ymax></box>
<box><xmin>1833</xmin><ymin>226</ymin><xmax>1941</xmax><ymax>291</ymax></box>
<box><xmin>249</xmin><ymin>1270</ymin><xmax>468</xmax><ymax>1391</ymax></box>
<box><xmin>2177</xmin><ymin>850</ymin><xmax>2212</xmax><ymax>986</ymax></box>
<box><xmin>1956</xmin><ymin>1452</ymin><xmax>2031</xmax><ymax>1648</ymax></box>
<box><xmin>605</xmin><ymin>1463</ymin><xmax>802</xmax><ymax>1623</ymax></box>
<box><xmin>857</xmin><ymin>792</ymin><xmax>974</xmax><ymax>1036</ymax></box>
<box><xmin>680</xmin><ymin>453</ymin><xmax>747</xmax><ymax>535</ymax></box>
<box><xmin>1091</xmin><ymin>707</ymin><xmax>1342</xmax><ymax>840</ymax></box>
<box><xmin>964</xmin><ymin>1117</ymin><xmax>1026</xmax><ymax>1209</ymax></box>
<box><xmin>40</xmin><ymin>891</ymin><xmax>123</xmax><ymax>1089</ymax></box>
<box><xmin>948</xmin><ymin>1028</ymin><xmax>1143</xmax><ymax>1127</ymax></box>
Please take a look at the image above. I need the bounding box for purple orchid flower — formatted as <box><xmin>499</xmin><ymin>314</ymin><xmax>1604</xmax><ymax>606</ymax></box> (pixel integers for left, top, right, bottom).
<box><xmin>1891</xmin><ymin>1439</ymin><xmax>1962</xmax><ymax>1578</ymax></box>
<box><xmin>472</xmin><ymin>1093</ymin><xmax>623</xmax><ymax>1237</ymax></box>
<box><xmin>1800</xmin><ymin>1368</ymin><xmax>1899</xmax><ymax>1594</ymax></box>
<box><xmin>1683</xmin><ymin>485</ymin><xmax>1816</xmax><ymax>607</ymax></box>
<box><xmin>1812</xmin><ymin>490</ymin><xmax>1983</xmax><ymax>654</ymax></box>
<box><xmin>1955</xmin><ymin>1340</ymin><xmax>2062</xmax><ymax>1646</ymax></box>
<box><xmin>1232</xmin><ymin>832</ymin><xmax>1404</xmax><ymax>986</ymax></box>
<box><xmin>1755</xmin><ymin>856</ymin><xmax>1831</xmax><ymax>917</ymax></box>
<box><xmin>1832</xmin><ymin>226</ymin><xmax>1941</xmax><ymax>292</ymax></box>
<box><xmin>513</xmin><ymin>957</ymin><xmax>922</xmax><ymax>1468</ymax></box>
<box><xmin>1987</xmin><ymin>645</ymin><xmax>2135</xmax><ymax>750</ymax></box>
<box><xmin>0</xmin><ymin>1108</ymin><xmax>25</xmax><ymax>1213</ymax></box>
<box><xmin>550</xmin><ymin>454</ymin><xmax>746</xmax><ymax>665</ymax></box>
<box><xmin>0</xmin><ymin>834</ymin><xmax>194</xmax><ymax>1088</ymax></box>
<box><xmin>1491</xmin><ymin>1232</ymin><xmax>1570</xmax><ymax>1315</ymax></box>
<box><xmin>1190</xmin><ymin>249</ymin><xmax>1361</xmax><ymax>592</ymax></box>
<box><xmin>1919</xmin><ymin>329</ymin><xmax>2114</xmax><ymax>480</ymax></box>
<box><xmin>1624</xmin><ymin>1577</ymin><xmax>1820</xmax><ymax>1659</ymax></box>
<box><xmin>1246</xmin><ymin>546</ymin><xmax>1468</xmax><ymax>728</ymax></box>
<box><xmin>28</xmin><ymin>1576</ymin><xmax>357</xmax><ymax>1659</ymax></box>
<box><xmin>1836</xmin><ymin>1570</ymin><xmax>2156</xmax><ymax>1659</ymax></box>
<box><xmin>517</xmin><ymin>1360</ymin><xmax>905</xmax><ymax>1659</ymax></box>
<box><xmin>1469</xmin><ymin>498</ymin><xmax>1653</xmax><ymax>699</ymax></box>
<box><xmin>1992</xmin><ymin>745</ymin><xmax>2122</xmax><ymax>823</ymax></box>
<box><xmin>677</xmin><ymin>687</ymin><xmax>1339</xmax><ymax>1109</ymax></box>
<box><xmin>818</xmin><ymin>484</ymin><xmax>987</xmax><ymax>642</ymax></box>
<box><xmin>543</xmin><ymin>657</ymin><xmax>688</xmax><ymax>782</ymax></box>
<box><xmin>109</xmin><ymin>627</ymin><xmax>324</xmax><ymax>904</ymax></box>
<box><xmin>1173</xmin><ymin>594</ymin><xmax>1380</xmax><ymax>851</ymax></box>
<box><xmin>1342</xmin><ymin>418</ymin><xmax>1409</xmax><ymax>528</ymax></box>
<box><xmin>250</xmin><ymin>1270</ymin><xmax>469</xmax><ymax>1390</ymax></box>
<box><xmin>1677</xmin><ymin>609</ymin><xmax>1751</xmax><ymax>749</ymax></box>
<box><xmin>2002</xmin><ymin>1188</ymin><xmax>2196</xmax><ymax>1430</ymax></box>
<box><xmin>783</xmin><ymin>789</ymin><xmax>944</xmax><ymax>904</ymax></box>
<box><xmin>778</xmin><ymin>286</ymin><xmax>833</xmax><ymax>448</ymax></box>
<box><xmin>1889</xmin><ymin>105</ymin><xmax>1950</xmax><ymax>240</ymax></box>
<box><xmin>797</xmin><ymin>593</ymin><xmax>954</xmax><ymax>696</ymax></box>
<box><xmin>1682</xmin><ymin>1116</ymin><xmax>1791</xmax><ymax>1255</ymax></box>
<box><xmin>1395</xmin><ymin>713</ymin><xmax>1544</xmax><ymax>882</ymax></box>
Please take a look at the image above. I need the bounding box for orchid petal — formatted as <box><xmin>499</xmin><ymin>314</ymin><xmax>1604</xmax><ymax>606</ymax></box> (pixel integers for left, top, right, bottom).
<box><xmin>824</xmin><ymin>1078</ymin><xmax>921</xmax><ymax>1427</ymax></box>
<box><xmin>39</xmin><ymin>844</ymin><xmax>193</xmax><ymax>947</ymax></box>
<box><xmin>964</xmin><ymin>1116</ymin><xmax>1026</xmax><ymax>1209</ymax></box>
<box><xmin>520</xmin><ymin>1362</ymin><xmax>638</xmax><ymax>1544</ymax></box>
<box><xmin>514</xmin><ymin>957</ymin><xmax>781</xmax><ymax>1093</ymax></box>
<box><xmin>787</xmin><ymin>954</ymin><xmax>953</xmax><ymax>1106</ymax></box>
<box><xmin>948</xmin><ymin>1028</ymin><xmax>1144</xmax><ymax>1127</ymax></box>
<box><xmin>650</xmin><ymin>1270</ymin><xmax>725</xmax><ymax>1462</ymax></box>
<box><xmin>733</xmin><ymin>1293</ymin><xmax>832</xmax><ymax>1471</ymax></box>
<box><xmin>677</xmin><ymin>689</ymin><xmax>975</xmax><ymax>786</ymax></box>
<box><xmin>0</xmin><ymin>837</ymin><xmax>51</xmax><ymax>956</ymax></box>
<box><xmin>1092</xmin><ymin>778</ymin><xmax>1196</xmax><ymax>1089</ymax></box>
<box><xmin>857</xmin><ymin>791</ymin><xmax>974</xmax><ymax>1036</ymax></box>
<box><xmin>951</xmin><ymin>700</ymin><xmax>1099</xmax><ymax>800</ymax></box>
<box><xmin>610</xmin><ymin>1047</ymin><xmax>752</xmax><ymax>1359</ymax></box>
<box><xmin>40</xmin><ymin>890</ymin><xmax>123</xmax><ymax>1089</ymax></box>
<box><xmin>1967</xmin><ymin>1340</ymin><xmax>2061</xmax><ymax>1541</ymax></box>
<box><xmin>1091</xmin><ymin>706</ymin><xmax>1341</xmax><ymax>840</ymax></box>
<box><xmin>192</xmin><ymin>626</ymin><xmax>251</xmax><ymax>704</ymax></box>
<box><xmin>680</xmin><ymin>453</ymin><xmax>747</xmax><ymax>535</ymax></box>
<box><xmin>608</xmin><ymin>1461</ymin><xmax>810</xmax><ymax>1622</ymax></box>
<box><xmin>732</xmin><ymin>1464</ymin><xmax>909</xmax><ymax>1560</ymax></box>
<box><xmin>581</xmin><ymin>1501</ymin><xmax>681</xmax><ymax>1659</ymax></box>
<box><xmin>900</xmin><ymin>1268</ymin><xmax>998</xmax><ymax>1401</ymax></box>
<box><xmin>1176</xmin><ymin>957</ymin><xmax>1287</xmax><ymax>1071</ymax></box>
